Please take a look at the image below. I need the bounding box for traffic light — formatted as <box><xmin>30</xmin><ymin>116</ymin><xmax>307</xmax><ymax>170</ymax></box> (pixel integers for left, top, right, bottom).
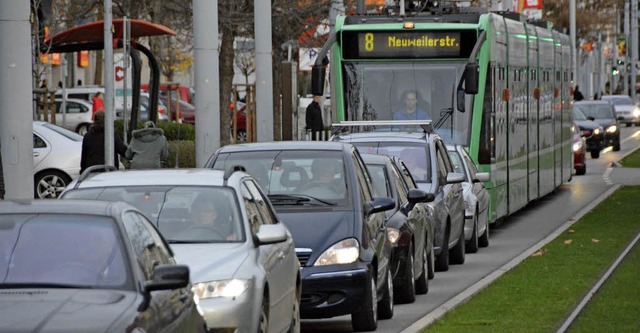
<box><xmin>612</xmin><ymin>66</ymin><xmax>619</xmax><ymax>76</ymax></box>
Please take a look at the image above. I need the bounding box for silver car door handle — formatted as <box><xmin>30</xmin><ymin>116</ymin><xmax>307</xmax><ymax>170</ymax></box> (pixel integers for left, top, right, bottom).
<box><xmin>278</xmin><ymin>251</ymin><xmax>285</xmax><ymax>259</ymax></box>
<box><xmin>33</xmin><ymin>152</ymin><xmax>40</xmax><ymax>157</ymax></box>
<box><xmin>179</xmin><ymin>291</ymin><xmax>190</xmax><ymax>302</ymax></box>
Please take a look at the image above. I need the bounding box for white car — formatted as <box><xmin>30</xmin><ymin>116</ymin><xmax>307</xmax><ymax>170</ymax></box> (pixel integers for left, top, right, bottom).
<box><xmin>60</xmin><ymin>168</ymin><xmax>301</xmax><ymax>333</ymax></box>
<box><xmin>54</xmin><ymin>98</ymin><xmax>94</xmax><ymax>135</ymax></box>
<box><xmin>33</xmin><ymin>121</ymin><xmax>82</xmax><ymax>199</ymax></box>
<box><xmin>446</xmin><ymin>144</ymin><xmax>490</xmax><ymax>254</ymax></box>
<box><xmin>601</xmin><ymin>94</ymin><xmax>640</xmax><ymax>126</ymax></box>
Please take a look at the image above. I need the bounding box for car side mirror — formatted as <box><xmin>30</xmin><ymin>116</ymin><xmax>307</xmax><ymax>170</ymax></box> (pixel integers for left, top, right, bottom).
<box><xmin>255</xmin><ymin>224</ymin><xmax>289</xmax><ymax>245</ymax></box>
<box><xmin>366</xmin><ymin>197</ymin><xmax>395</xmax><ymax>215</ymax></box>
<box><xmin>587</xmin><ymin>116</ymin><xmax>595</xmax><ymax>121</ymax></box>
<box><xmin>407</xmin><ymin>188</ymin><xmax>435</xmax><ymax>204</ymax></box>
<box><xmin>446</xmin><ymin>172</ymin><xmax>465</xmax><ymax>184</ymax></box>
<box><xmin>474</xmin><ymin>172</ymin><xmax>490</xmax><ymax>183</ymax></box>
<box><xmin>145</xmin><ymin>264</ymin><xmax>190</xmax><ymax>293</ymax></box>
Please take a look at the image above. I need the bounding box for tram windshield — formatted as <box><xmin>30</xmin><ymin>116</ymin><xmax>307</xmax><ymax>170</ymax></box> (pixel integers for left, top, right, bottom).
<box><xmin>342</xmin><ymin>61</ymin><xmax>472</xmax><ymax>145</ymax></box>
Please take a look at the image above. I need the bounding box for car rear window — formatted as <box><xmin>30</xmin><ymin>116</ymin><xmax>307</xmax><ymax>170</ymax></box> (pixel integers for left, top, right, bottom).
<box><xmin>350</xmin><ymin>142</ymin><xmax>431</xmax><ymax>182</ymax></box>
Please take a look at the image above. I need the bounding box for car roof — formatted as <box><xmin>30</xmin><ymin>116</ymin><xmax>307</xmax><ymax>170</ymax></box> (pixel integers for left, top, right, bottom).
<box><xmin>55</xmin><ymin>97</ymin><xmax>93</xmax><ymax>104</ymax></box>
<box><xmin>71</xmin><ymin>169</ymin><xmax>230</xmax><ymax>188</ymax></box>
<box><xmin>574</xmin><ymin>100</ymin><xmax>613</xmax><ymax>105</ymax></box>
<box><xmin>217</xmin><ymin>141</ymin><xmax>351</xmax><ymax>152</ymax></box>
<box><xmin>0</xmin><ymin>199</ymin><xmax>130</xmax><ymax>216</ymax></box>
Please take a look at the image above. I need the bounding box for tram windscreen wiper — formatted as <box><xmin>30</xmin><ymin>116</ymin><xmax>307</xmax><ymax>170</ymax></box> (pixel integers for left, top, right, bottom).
<box><xmin>268</xmin><ymin>194</ymin><xmax>336</xmax><ymax>206</ymax></box>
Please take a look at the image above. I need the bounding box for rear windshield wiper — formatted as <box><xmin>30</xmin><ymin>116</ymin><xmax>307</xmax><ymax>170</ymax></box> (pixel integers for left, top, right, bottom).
<box><xmin>268</xmin><ymin>194</ymin><xmax>336</xmax><ymax>206</ymax></box>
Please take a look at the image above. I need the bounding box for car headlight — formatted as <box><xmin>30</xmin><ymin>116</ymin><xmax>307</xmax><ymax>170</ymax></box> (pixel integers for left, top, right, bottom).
<box><xmin>606</xmin><ymin>125</ymin><xmax>617</xmax><ymax>133</ymax></box>
<box><xmin>314</xmin><ymin>238</ymin><xmax>359</xmax><ymax>266</ymax></box>
<box><xmin>593</xmin><ymin>128</ymin><xmax>601</xmax><ymax>135</ymax></box>
<box><xmin>573</xmin><ymin>140</ymin><xmax>584</xmax><ymax>152</ymax></box>
<box><xmin>387</xmin><ymin>227</ymin><xmax>400</xmax><ymax>244</ymax></box>
<box><xmin>633</xmin><ymin>108</ymin><xmax>640</xmax><ymax>117</ymax></box>
<box><xmin>192</xmin><ymin>279</ymin><xmax>251</xmax><ymax>299</ymax></box>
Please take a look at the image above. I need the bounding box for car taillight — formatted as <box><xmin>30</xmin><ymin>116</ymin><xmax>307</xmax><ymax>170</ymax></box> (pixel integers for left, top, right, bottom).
<box><xmin>581</xmin><ymin>130</ymin><xmax>591</xmax><ymax>137</ymax></box>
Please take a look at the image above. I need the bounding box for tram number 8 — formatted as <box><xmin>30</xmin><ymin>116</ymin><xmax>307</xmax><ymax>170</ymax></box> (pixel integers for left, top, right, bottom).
<box><xmin>365</xmin><ymin>33</ymin><xmax>374</xmax><ymax>52</ymax></box>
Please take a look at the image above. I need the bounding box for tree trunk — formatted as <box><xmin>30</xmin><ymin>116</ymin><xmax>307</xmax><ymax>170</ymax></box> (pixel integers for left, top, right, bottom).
<box><xmin>219</xmin><ymin>23</ymin><xmax>235</xmax><ymax>146</ymax></box>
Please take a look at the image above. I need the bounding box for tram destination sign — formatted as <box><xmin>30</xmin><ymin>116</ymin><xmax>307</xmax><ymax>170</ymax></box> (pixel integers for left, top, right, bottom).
<box><xmin>342</xmin><ymin>30</ymin><xmax>476</xmax><ymax>59</ymax></box>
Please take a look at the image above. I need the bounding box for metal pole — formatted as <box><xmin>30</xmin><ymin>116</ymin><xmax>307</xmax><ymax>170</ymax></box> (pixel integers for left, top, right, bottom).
<box><xmin>631</xmin><ymin>0</ymin><xmax>638</xmax><ymax>100</ymax></box>
<box><xmin>104</xmin><ymin>0</ymin><xmax>115</xmax><ymax>166</ymax></box>
<box><xmin>194</xmin><ymin>0</ymin><xmax>220</xmax><ymax>166</ymax></box>
<box><xmin>122</xmin><ymin>17</ymin><xmax>129</xmax><ymax>143</ymax></box>
<box><xmin>0</xmin><ymin>0</ymin><xmax>34</xmax><ymax>199</ymax></box>
<box><xmin>570</xmin><ymin>0</ymin><xmax>577</xmax><ymax>87</ymax></box>
<box><xmin>255</xmin><ymin>0</ymin><xmax>274</xmax><ymax>142</ymax></box>
<box><xmin>61</xmin><ymin>55</ymin><xmax>67</xmax><ymax>128</ymax></box>
<box><xmin>624</xmin><ymin>0</ymin><xmax>630</xmax><ymax>95</ymax></box>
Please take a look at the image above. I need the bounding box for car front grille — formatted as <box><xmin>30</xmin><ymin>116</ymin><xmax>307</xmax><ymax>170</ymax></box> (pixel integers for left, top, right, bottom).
<box><xmin>296</xmin><ymin>248</ymin><xmax>312</xmax><ymax>266</ymax></box>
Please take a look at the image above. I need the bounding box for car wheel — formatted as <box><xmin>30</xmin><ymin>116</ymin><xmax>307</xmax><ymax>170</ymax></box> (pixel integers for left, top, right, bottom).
<box><xmin>434</xmin><ymin>224</ymin><xmax>450</xmax><ymax>272</ymax></box>
<box><xmin>613</xmin><ymin>142</ymin><xmax>621</xmax><ymax>151</ymax></box>
<box><xmin>478</xmin><ymin>217</ymin><xmax>490</xmax><ymax>248</ymax></box>
<box><xmin>396</xmin><ymin>244</ymin><xmax>416</xmax><ymax>304</ymax></box>
<box><xmin>415</xmin><ymin>243</ymin><xmax>429</xmax><ymax>295</ymax></box>
<box><xmin>466</xmin><ymin>213</ymin><xmax>479</xmax><ymax>254</ymax></box>
<box><xmin>449</xmin><ymin>221</ymin><xmax>466</xmax><ymax>265</ymax></box>
<box><xmin>377</xmin><ymin>265</ymin><xmax>394</xmax><ymax>320</ymax></box>
<box><xmin>236</xmin><ymin>130</ymin><xmax>247</xmax><ymax>143</ymax></box>
<box><xmin>590</xmin><ymin>150</ymin><xmax>600</xmax><ymax>159</ymax></box>
<box><xmin>77</xmin><ymin>124</ymin><xmax>90</xmax><ymax>136</ymax></box>
<box><xmin>34</xmin><ymin>171</ymin><xmax>71</xmax><ymax>199</ymax></box>
<box><xmin>576</xmin><ymin>164</ymin><xmax>586</xmax><ymax>176</ymax></box>
<box><xmin>287</xmin><ymin>291</ymin><xmax>301</xmax><ymax>333</ymax></box>
<box><xmin>351</xmin><ymin>273</ymin><xmax>377</xmax><ymax>332</ymax></box>
<box><xmin>258</xmin><ymin>296</ymin><xmax>269</xmax><ymax>333</ymax></box>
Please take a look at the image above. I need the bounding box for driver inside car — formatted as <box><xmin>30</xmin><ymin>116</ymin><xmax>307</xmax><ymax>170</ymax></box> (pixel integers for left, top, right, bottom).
<box><xmin>300</xmin><ymin>159</ymin><xmax>346</xmax><ymax>199</ymax></box>
<box><xmin>190</xmin><ymin>195</ymin><xmax>238</xmax><ymax>241</ymax></box>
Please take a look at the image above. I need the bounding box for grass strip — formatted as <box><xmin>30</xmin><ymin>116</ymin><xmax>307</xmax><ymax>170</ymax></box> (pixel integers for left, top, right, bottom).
<box><xmin>425</xmin><ymin>186</ymin><xmax>640</xmax><ymax>333</ymax></box>
<box><xmin>619</xmin><ymin>140</ymin><xmax>640</xmax><ymax>167</ymax></box>
<box><xmin>568</xmin><ymin>239</ymin><xmax>640</xmax><ymax>332</ymax></box>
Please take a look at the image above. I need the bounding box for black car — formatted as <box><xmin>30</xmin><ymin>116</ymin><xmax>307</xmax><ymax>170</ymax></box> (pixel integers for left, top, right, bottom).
<box><xmin>0</xmin><ymin>200</ymin><xmax>206</xmax><ymax>333</ymax></box>
<box><xmin>572</xmin><ymin>106</ymin><xmax>605</xmax><ymax>158</ymax></box>
<box><xmin>573</xmin><ymin>101</ymin><xmax>621</xmax><ymax>152</ymax></box>
<box><xmin>331</xmin><ymin>120</ymin><xmax>466</xmax><ymax>273</ymax></box>
<box><xmin>206</xmin><ymin>141</ymin><xmax>395</xmax><ymax>332</ymax></box>
<box><xmin>361</xmin><ymin>153</ymin><xmax>436</xmax><ymax>304</ymax></box>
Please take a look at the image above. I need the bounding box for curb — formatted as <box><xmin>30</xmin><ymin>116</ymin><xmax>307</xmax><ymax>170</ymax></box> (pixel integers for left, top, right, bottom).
<box><xmin>400</xmin><ymin>185</ymin><xmax>622</xmax><ymax>333</ymax></box>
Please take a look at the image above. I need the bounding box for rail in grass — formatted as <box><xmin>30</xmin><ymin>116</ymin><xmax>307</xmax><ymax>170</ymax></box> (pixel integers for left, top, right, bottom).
<box><xmin>312</xmin><ymin>4</ymin><xmax>573</xmax><ymax>224</ymax></box>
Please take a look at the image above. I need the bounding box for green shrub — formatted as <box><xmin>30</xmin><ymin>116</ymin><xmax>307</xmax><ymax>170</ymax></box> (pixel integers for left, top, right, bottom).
<box><xmin>165</xmin><ymin>140</ymin><xmax>196</xmax><ymax>168</ymax></box>
<box><xmin>114</xmin><ymin>120</ymin><xmax>195</xmax><ymax>142</ymax></box>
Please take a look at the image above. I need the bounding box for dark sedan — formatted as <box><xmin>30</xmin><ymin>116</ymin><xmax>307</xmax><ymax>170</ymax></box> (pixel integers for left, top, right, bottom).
<box><xmin>572</xmin><ymin>106</ymin><xmax>605</xmax><ymax>158</ymax></box>
<box><xmin>206</xmin><ymin>141</ymin><xmax>396</xmax><ymax>332</ymax></box>
<box><xmin>362</xmin><ymin>153</ymin><xmax>435</xmax><ymax>304</ymax></box>
<box><xmin>573</xmin><ymin>100</ymin><xmax>621</xmax><ymax>152</ymax></box>
<box><xmin>0</xmin><ymin>200</ymin><xmax>206</xmax><ymax>333</ymax></box>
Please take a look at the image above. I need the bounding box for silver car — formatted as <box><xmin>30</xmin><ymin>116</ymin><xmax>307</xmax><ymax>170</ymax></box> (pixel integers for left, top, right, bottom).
<box><xmin>60</xmin><ymin>168</ymin><xmax>301</xmax><ymax>333</ymax></box>
<box><xmin>601</xmin><ymin>94</ymin><xmax>640</xmax><ymax>126</ymax></box>
<box><xmin>33</xmin><ymin>121</ymin><xmax>82</xmax><ymax>199</ymax></box>
<box><xmin>446</xmin><ymin>144</ymin><xmax>490</xmax><ymax>253</ymax></box>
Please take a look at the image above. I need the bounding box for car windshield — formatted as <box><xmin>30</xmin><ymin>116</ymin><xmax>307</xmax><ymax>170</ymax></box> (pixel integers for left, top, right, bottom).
<box><xmin>41</xmin><ymin>123</ymin><xmax>84</xmax><ymax>141</ymax></box>
<box><xmin>0</xmin><ymin>214</ymin><xmax>132</xmax><ymax>290</ymax></box>
<box><xmin>602</xmin><ymin>96</ymin><xmax>633</xmax><ymax>105</ymax></box>
<box><xmin>572</xmin><ymin>107</ymin><xmax>588</xmax><ymax>120</ymax></box>
<box><xmin>351</xmin><ymin>142</ymin><xmax>431</xmax><ymax>182</ymax></box>
<box><xmin>212</xmin><ymin>150</ymin><xmax>350</xmax><ymax>207</ymax></box>
<box><xmin>62</xmin><ymin>186</ymin><xmax>245</xmax><ymax>243</ymax></box>
<box><xmin>574</xmin><ymin>104</ymin><xmax>615</xmax><ymax>119</ymax></box>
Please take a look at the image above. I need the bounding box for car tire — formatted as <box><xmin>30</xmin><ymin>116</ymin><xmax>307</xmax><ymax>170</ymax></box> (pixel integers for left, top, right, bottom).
<box><xmin>396</xmin><ymin>244</ymin><xmax>416</xmax><ymax>303</ymax></box>
<box><xmin>576</xmin><ymin>164</ymin><xmax>586</xmax><ymax>176</ymax></box>
<box><xmin>236</xmin><ymin>130</ymin><xmax>247</xmax><ymax>143</ymax></box>
<box><xmin>77</xmin><ymin>123</ymin><xmax>90</xmax><ymax>136</ymax></box>
<box><xmin>434</xmin><ymin>224</ymin><xmax>450</xmax><ymax>272</ymax></box>
<box><xmin>351</xmin><ymin>273</ymin><xmax>377</xmax><ymax>332</ymax></box>
<box><xmin>427</xmin><ymin>242</ymin><xmax>435</xmax><ymax>279</ymax></box>
<box><xmin>287</xmin><ymin>291</ymin><xmax>301</xmax><ymax>333</ymax></box>
<box><xmin>415</xmin><ymin>244</ymin><xmax>429</xmax><ymax>295</ymax></box>
<box><xmin>590</xmin><ymin>150</ymin><xmax>600</xmax><ymax>159</ymax></box>
<box><xmin>465</xmin><ymin>213</ymin><xmax>479</xmax><ymax>254</ymax></box>
<box><xmin>377</xmin><ymin>265</ymin><xmax>394</xmax><ymax>320</ymax></box>
<box><xmin>479</xmin><ymin>217</ymin><xmax>490</xmax><ymax>248</ymax></box>
<box><xmin>449</xmin><ymin>222</ymin><xmax>466</xmax><ymax>265</ymax></box>
<box><xmin>34</xmin><ymin>170</ymin><xmax>72</xmax><ymax>199</ymax></box>
<box><xmin>613</xmin><ymin>142</ymin><xmax>621</xmax><ymax>151</ymax></box>
<box><xmin>258</xmin><ymin>295</ymin><xmax>269</xmax><ymax>333</ymax></box>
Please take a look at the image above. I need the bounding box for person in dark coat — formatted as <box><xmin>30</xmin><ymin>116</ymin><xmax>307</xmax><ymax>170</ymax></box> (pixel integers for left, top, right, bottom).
<box><xmin>306</xmin><ymin>95</ymin><xmax>324</xmax><ymax>140</ymax></box>
<box><xmin>80</xmin><ymin>111</ymin><xmax>127</xmax><ymax>174</ymax></box>
<box><xmin>573</xmin><ymin>86</ymin><xmax>584</xmax><ymax>101</ymax></box>
<box><xmin>125</xmin><ymin>121</ymin><xmax>169</xmax><ymax>169</ymax></box>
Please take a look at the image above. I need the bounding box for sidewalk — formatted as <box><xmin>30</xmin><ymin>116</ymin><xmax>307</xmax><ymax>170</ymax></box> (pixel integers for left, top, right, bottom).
<box><xmin>607</xmin><ymin>166</ymin><xmax>640</xmax><ymax>185</ymax></box>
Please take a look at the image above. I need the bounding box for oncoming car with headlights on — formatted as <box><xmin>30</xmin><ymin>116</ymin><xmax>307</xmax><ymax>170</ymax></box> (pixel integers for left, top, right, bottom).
<box><xmin>60</xmin><ymin>167</ymin><xmax>301</xmax><ymax>333</ymax></box>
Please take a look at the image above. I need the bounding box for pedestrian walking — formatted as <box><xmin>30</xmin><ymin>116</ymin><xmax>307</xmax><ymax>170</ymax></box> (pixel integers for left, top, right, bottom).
<box><xmin>125</xmin><ymin>121</ymin><xmax>169</xmax><ymax>169</ymax></box>
<box><xmin>91</xmin><ymin>92</ymin><xmax>104</xmax><ymax>120</ymax></box>
<box><xmin>573</xmin><ymin>86</ymin><xmax>584</xmax><ymax>101</ymax></box>
<box><xmin>80</xmin><ymin>111</ymin><xmax>127</xmax><ymax>174</ymax></box>
<box><xmin>306</xmin><ymin>95</ymin><xmax>324</xmax><ymax>140</ymax></box>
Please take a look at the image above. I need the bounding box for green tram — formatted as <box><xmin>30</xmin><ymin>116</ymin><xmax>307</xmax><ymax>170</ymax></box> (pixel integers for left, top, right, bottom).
<box><xmin>311</xmin><ymin>5</ymin><xmax>573</xmax><ymax>224</ymax></box>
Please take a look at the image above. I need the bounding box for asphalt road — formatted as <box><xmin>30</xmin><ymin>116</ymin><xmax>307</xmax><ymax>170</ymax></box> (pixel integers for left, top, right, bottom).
<box><xmin>301</xmin><ymin>126</ymin><xmax>640</xmax><ymax>333</ymax></box>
